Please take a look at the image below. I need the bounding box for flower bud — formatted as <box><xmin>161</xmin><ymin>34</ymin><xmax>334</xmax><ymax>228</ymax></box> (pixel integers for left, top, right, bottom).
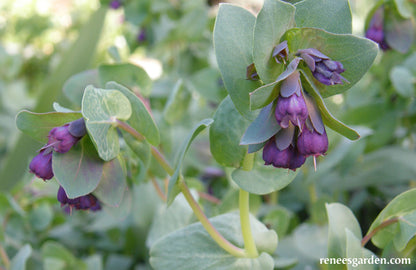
<box><xmin>29</xmin><ymin>149</ymin><xmax>54</xmax><ymax>180</ymax></box>
<box><xmin>297</xmin><ymin>125</ymin><xmax>328</xmax><ymax>157</ymax></box>
<box><xmin>262</xmin><ymin>138</ymin><xmax>306</xmax><ymax>171</ymax></box>
<box><xmin>297</xmin><ymin>48</ymin><xmax>348</xmax><ymax>85</ymax></box>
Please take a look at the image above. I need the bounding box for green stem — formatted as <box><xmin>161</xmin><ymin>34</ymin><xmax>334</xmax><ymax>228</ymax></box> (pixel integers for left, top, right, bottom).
<box><xmin>0</xmin><ymin>244</ymin><xmax>10</xmax><ymax>269</ymax></box>
<box><xmin>239</xmin><ymin>189</ymin><xmax>258</xmax><ymax>257</ymax></box>
<box><xmin>239</xmin><ymin>152</ymin><xmax>258</xmax><ymax>257</ymax></box>
<box><xmin>116</xmin><ymin>120</ymin><xmax>247</xmax><ymax>257</ymax></box>
<box><xmin>361</xmin><ymin>217</ymin><xmax>400</xmax><ymax>247</ymax></box>
<box><xmin>179</xmin><ymin>180</ymin><xmax>246</xmax><ymax>257</ymax></box>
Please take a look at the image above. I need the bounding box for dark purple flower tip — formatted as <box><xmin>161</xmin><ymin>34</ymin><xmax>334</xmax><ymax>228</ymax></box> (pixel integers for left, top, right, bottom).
<box><xmin>297</xmin><ymin>125</ymin><xmax>328</xmax><ymax>157</ymax></box>
<box><xmin>246</xmin><ymin>63</ymin><xmax>260</xmax><ymax>81</ymax></box>
<box><xmin>29</xmin><ymin>149</ymin><xmax>54</xmax><ymax>180</ymax></box>
<box><xmin>68</xmin><ymin>118</ymin><xmax>87</xmax><ymax>138</ymax></box>
<box><xmin>262</xmin><ymin>138</ymin><xmax>306</xmax><ymax>171</ymax></box>
<box><xmin>109</xmin><ymin>0</ymin><xmax>122</xmax><ymax>9</ymax></box>
<box><xmin>272</xmin><ymin>41</ymin><xmax>289</xmax><ymax>64</ymax></box>
<box><xmin>48</xmin><ymin>124</ymin><xmax>80</xmax><ymax>153</ymax></box>
<box><xmin>275</xmin><ymin>92</ymin><xmax>309</xmax><ymax>129</ymax></box>
<box><xmin>57</xmin><ymin>186</ymin><xmax>101</xmax><ymax>212</ymax></box>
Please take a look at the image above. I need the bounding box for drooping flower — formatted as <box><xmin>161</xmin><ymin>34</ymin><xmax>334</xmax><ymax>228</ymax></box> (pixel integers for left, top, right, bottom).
<box><xmin>297</xmin><ymin>48</ymin><xmax>348</xmax><ymax>85</ymax></box>
<box><xmin>274</xmin><ymin>71</ymin><xmax>308</xmax><ymax>128</ymax></box>
<box><xmin>365</xmin><ymin>6</ymin><xmax>390</xmax><ymax>51</ymax></box>
<box><xmin>297</xmin><ymin>125</ymin><xmax>328</xmax><ymax>157</ymax></box>
<box><xmin>29</xmin><ymin>149</ymin><xmax>54</xmax><ymax>180</ymax></box>
<box><xmin>262</xmin><ymin>137</ymin><xmax>306</xmax><ymax>171</ymax></box>
<box><xmin>57</xmin><ymin>186</ymin><xmax>101</xmax><ymax>212</ymax></box>
<box><xmin>48</xmin><ymin>119</ymin><xmax>86</xmax><ymax>153</ymax></box>
<box><xmin>29</xmin><ymin>118</ymin><xmax>86</xmax><ymax>180</ymax></box>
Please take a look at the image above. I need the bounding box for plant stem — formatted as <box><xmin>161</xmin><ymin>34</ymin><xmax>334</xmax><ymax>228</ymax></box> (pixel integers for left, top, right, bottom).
<box><xmin>197</xmin><ymin>191</ymin><xmax>221</xmax><ymax>204</ymax></box>
<box><xmin>179</xmin><ymin>180</ymin><xmax>247</xmax><ymax>257</ymax></box>
<box><xmin>151</xmin><ymin>176</ymin><xmax>167</xmax><ymax>202</ymax></box>
<box><xmin>361</xmin><ymin>217</ymin><xmax>400</xmax><ymax>247</ymax></box>
<box><xmin>239</xmin><ymin>189</ymin><xmax>259</xmax><ymax>257</ymax></box>
<box><xmin>116</xmin><ymin>120</ymin><xmax>247</xmax><ymax>257</ymax></box>
<box><xmin>0</xmin><ymin>244</ymin><xmax>10</xmax><ymax>269</ymax></box>
<box><xmin>238</xmin><ymin>152</ymin><xmax>258</xmax><ymax>257</ymax></box>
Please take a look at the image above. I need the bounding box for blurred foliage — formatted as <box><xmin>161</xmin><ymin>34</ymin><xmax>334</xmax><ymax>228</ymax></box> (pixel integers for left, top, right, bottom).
<box><xmin>0</xmin><ymin>0</ymin><xmax>416</xmax><ymax>269</ymax></box>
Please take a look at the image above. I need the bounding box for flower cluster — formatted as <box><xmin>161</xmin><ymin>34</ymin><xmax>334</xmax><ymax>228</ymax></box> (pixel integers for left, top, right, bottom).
<box><xmin>29</xmin><ymin>118</ymin><xmax>101</xmax><ymax>212</ymax></box>
<box><xmin>248</xmin><ymin>42</ymin><xmax>347</xmax><ymax>171</ymax></box>
<box><xmin>365</xmin><ymin>6</ymin><xmax>390</xmax><ymax>51</ymax></box>
<box><xmin>57</xmin><ymin>186</ymin><xmax>101</xmax><ymax>212</ymax></box>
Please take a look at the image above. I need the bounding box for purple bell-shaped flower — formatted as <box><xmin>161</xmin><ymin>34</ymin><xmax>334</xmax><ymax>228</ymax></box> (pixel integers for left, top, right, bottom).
<box><xmin>57</xmin><ymin>186</ymin><xmax>101</xmax><ymax>212</ymax></box>
<box><xmin>29</xmin><ymin>149</ymin><xmax>54</xmax><ymax>180</ymax></box>
<box><xmin>297</xmin><ymin>125</ymin><xmax>328</xmax><ymax>157</ymax></box>
<box><xmin>262</xmin><ymin>137</ymin><xmax>306</xmax><ymax>171</ymax></box>
<box><xmin>275</xmin><ymin>71</ymin><xmax>309</xmax><ymax>128</ymax></box>
<box><xmin>47</xmin><ymin>119</ymin><xmax>86</xmax><ymax>153</ymax></box>
<box><xmin>365</xmin><ymin>6</ymin><xmax>390</xmax><ymax>51</ymax></box>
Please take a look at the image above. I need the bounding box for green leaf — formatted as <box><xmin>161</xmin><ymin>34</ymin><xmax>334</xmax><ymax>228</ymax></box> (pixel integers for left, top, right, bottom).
<box><xmin>28</xmin><ymin>203</ymin><xmax>53</xmax><ymax>231</ymax></box>
<box><xmin>345</xmin><ymin>230</ymin><xmax>376</xmax><ymax>270</ymax></box>
<box><xmin>249</xmin><ymin>58</ymin><xmax>301</xmax><ymax>110</ymax></box>
<box><xmin>42</xmin><ymin>241</ymin><xmax>87</xmax><ymax>270</ymax></box>
<box><xmin>81</xmin><ymin>86</ymin><xmax>132</xmax><ymax>161</ymax></box>
<box><xmin>146</xmin><ymin>193</ymin><xmax>195</xmax><ymax>248</ymax></box>
<box><xmin>326</xmin><ymin>203</ymin><xmax>362</xmax><ymax>261</ymax></box>
<box><xmin>10</xmin><ymin>244</ymin><xmax>32</xmax><ymax>270</ymax></box>
<box><xmin>167</xmin><ymin>119</ymin><xmax>213</xmax><ymax>205</ymax></box>
<box><xmin>163</xmin><ymin>79</ymin><xmax>192</xmax><ymax>125</ymax></box>
<box><xmin>209</xmin><ymin>97</ymin><xmax>250</xmax><ymax>168</ymax></box>
<box><xmin>393</xmin><ymin>211</ymin><xmax>416</xmax><ymax>251</ymax></box>
<box><xmin>231</xmin><ymin>159</ymin><xmax>298</xmax><ymax>195</ymax></box>
<box><xmin>385</xmin><ymin>6</ymin><xmax>415</xmax><ymax>53</ymax></box>
<box><xmin>106</xmin><ymin>81</ymin><xmax>160</xmax><ymax>146</ymax></box>
<box><xmin>98</xmin><ymin>63</ymin><xmax>152</xmax><ymax>96</ymax></box>
<box><xmin>94</xmin><ymin>157</ymin><xmax>126</xmax><ymax>207</ymax></box>
<box><xmin>300</xmin><ymin>70</ymin><xmax>360</xmax><ymax>140</ymax></box>
<box><xmin>213</xmin><ymin>4</ymin><xmax>262</xmax><ymax>117</ymax></box>
<box><xmin>16</xmin><ymin>111</ymin><xmax>82</xmax><ymax>143</ymax></box>
<box><xmin>0</xmin><ymin>7</ymin><xmax>106</xmax><ymax>191</ymax></box>
<box><xmin>241</xmin><ymin>101</ymin><xmax>280</xmax><ymax>145</ymax></box>
<box><xmin>63</xmin><ymin>69</ymin><xmax>100</xmax><ymax>106</ymax></box>
<box><xmin>394</xmin><ymin>0</ymin><xmax>414</xmax><ymax>19</ymax></box>
<box><xmin>294</xmin><ymin>0</ymin><xmax>352</xmax><ymax>34</ymax></box>
<box><xmin>53</xmin><ymin>137</ymin><xmax>104</xmax><ymax>198</ymax></box>
<box><xmin>390</xmin><ymin>66</ymin><xmax>415</xmax><ymax>97</ymax></box>
<box><xmin>284</xmin><ymin>27</ymin><xmax>378</xmax><ymax>98</ymax></box>
<box><xmin>368</xmin><ymin>188</ymin><xmax>416</xmax><ymax>249</ymax></box>
<box><xmin>253</xmin><ymin>0</ymin><xmax>296</xmax><ymax>84</ymax></box>
<box><xmin>188</xmin><ymin>68</ymin><xmax>227</xmax><ymax>103</ymax></box>
<box><xmin>150</xmin><ymin>212</ymin><xmax>277</xmax><ymax>270</ymax></box>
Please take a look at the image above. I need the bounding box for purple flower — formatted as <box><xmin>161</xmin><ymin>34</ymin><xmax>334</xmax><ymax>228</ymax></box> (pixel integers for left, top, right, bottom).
<box><xmin>262</xmin><ymin>138</ymin><xmax>306</xmax><ymax>171</ymax></box>
<box><xmin>297</xmin><ymin>48</ymin><xmax>348</xmax><ymax>85</ymax></box>
<box><xmin>29</xmin><ymin>149</ymin><xmax>54</xmax><ymax>180</ymax></box>
<box><xmin>297</xmin><ymin>125</ymin><xmax>328</xmax><ymax>157</ymax></box>
<box><xmin>57</xmin><ymin>186</ymin><xmax>101</xmax><ymax>212</ymax></box>
<box><xmin>275</xmin><ymin>71</ymin><xmax>308</xmax><ymax>128</ymax></box>
<box><xmin>365</xmin><ymin>7</ymin><xmax>390</xmax><ymax>51</ymax></box>
<box><xmin>109</xmin><ymin>0</ymin><xmax>121</xmax><ymax>9</ymax></box>
<box><xmin>47</xmin><ymin>119</ymin><xmax>86</xmax><ymax>153</ymax></box>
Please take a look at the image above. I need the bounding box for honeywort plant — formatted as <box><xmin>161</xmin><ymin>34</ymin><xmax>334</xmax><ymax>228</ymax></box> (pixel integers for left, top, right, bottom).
<box><xmin>5</xmin><ymin>0</ymin><xmax>416</xmax><ymax>269</ymax></box>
